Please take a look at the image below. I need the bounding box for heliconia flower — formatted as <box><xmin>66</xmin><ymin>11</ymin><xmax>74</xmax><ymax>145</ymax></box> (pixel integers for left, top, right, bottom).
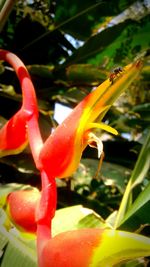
<box><xmin>6</xmin><ymin>188</ymin><xmax>40</xmax><ymax>233</ymax></box>
<box><xmin>0</xmin><ymin>49</ymin><xmax>143</xmax><ymax>179</ymax></box>
<box><xmin>39</xmin><ymin>60</ymin><xmax>143</xmax><ymax>179</ymax></box>
<box><xmin>41</xmin><ymin>228</ymin><xmax>150</xmax><ymax>267</ymax></box>
<box><xmin>1</xmin><ymin>50</ymin><xmax>147</xmax><ymax>267</ymax></box>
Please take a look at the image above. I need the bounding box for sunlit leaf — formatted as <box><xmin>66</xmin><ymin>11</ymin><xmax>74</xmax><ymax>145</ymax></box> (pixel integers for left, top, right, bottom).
<box><xmin>52</xmin><ymin>205</ymin><xmax>106</xmax><ymax>236</ymax></box>
<box><xmin>0</xmin><ymin>225</ymin><xmax>37</xmax><ymax>267</ymax></box>
<box><xmin>114</xmin><ymin>129</ymin><xmax>150</xmax><ymax>228</ymax></box>
<box><xmin>119</xmin><ymin>181</ymin><xmax>150</xmax><ymax>231</ymax></box>
<box><xmin>64</xmin><ymin>21</ymin><xmax>130</xmax><ymax>66</ymax></box>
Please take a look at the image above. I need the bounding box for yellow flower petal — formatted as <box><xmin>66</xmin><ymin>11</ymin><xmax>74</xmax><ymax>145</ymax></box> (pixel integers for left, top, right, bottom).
<box><xmin>86</xmin><ymin>122</ymin><xmax>118</xmax><ymax>135</ymax></box>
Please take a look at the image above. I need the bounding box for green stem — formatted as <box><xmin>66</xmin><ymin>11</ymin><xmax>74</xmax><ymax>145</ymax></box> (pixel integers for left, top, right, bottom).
<box><xmin>0</xmin><ymin>0</ymin><xmax>16</xmax><ymax>32</ymax></box>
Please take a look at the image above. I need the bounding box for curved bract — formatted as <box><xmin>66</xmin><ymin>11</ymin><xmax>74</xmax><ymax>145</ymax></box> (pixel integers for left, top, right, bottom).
<box><xmin>39</xmin><ymin>100</ymin><xmax>87</xmax><ymax>178</ymax></box>
<box><xmin>39</xmin><ymin>60</ymin><xmax>143</xmax><ymax>179</ymax></box>
<box><xmin>0</xmin><ymin>49</ymin><xmax>43</xmax><ymax>166</ymax></box>
<box><xmin>0</xmin><ymin>109</ymin><xmax>28</xmax><ymax>157</ymax></box>
<box><xmin>41</xmin><ymin>228</ymin><xmax>150</xmax><ymax>267</ymax></box>
<box><xmin>41</xmin><ymin>229</ymin><xmax>102</xmax><ymax>267</ymax></box>
<box><xmin>7</xmin><ymin>189</ymin><xmax>40</xmax><ymax>233</ymax></box>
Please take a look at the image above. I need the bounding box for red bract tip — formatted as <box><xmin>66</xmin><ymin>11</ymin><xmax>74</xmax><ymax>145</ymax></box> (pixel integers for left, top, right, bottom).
<box><xmin>7</xmin><ymin>189</ymin><xmax>40</xmax><ymax>233</ymax></box>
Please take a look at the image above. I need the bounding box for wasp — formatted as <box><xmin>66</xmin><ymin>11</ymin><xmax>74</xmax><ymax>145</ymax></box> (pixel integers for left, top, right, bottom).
<box><xmin>109</xmin><ymin>66</ymin><xmax>123</xmax><ymax>84</ymax></box>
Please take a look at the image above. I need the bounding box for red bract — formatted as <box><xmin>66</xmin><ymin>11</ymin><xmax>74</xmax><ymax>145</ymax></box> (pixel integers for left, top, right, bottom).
<box><xmin>0</xmin><ymin>49</ymin><xmax>43</xmax><ymax>166</ymax></box>
<box><xmin>41</xmin><ymin>229</ymin><xmax>102</xmax><ymax>267</ymax></box>
<box><xmin>7</xmin><ymin>189</ymin><xmax>40</xmax><ymax>233</ymax></box>
<box><xmin>40</xmin><ymin>229</ymin><xmax>150</xmax><ymax>267</ymax></box>
<box><xmin>39</xmin><ymin>60</ymin><xmax>143</xmax><ymax>179</ymax></box>
<box><xmin>0</xmin><ymin>109</ymin><xmax>28</xmax><ymax>156</ymax></box>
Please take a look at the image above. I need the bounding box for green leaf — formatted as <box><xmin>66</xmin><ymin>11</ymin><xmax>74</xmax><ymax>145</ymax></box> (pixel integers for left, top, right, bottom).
<box><xmin>0</xmin><ymin>84</ymin><xmax>16</xmax><ymax>96</ymax></box>
<box><xmin>54</xmin><ymin>1</ymin><xmax>107</xmax><ymax>39</ymax></box>
<box><xmin>118</xmin><ymin>181</ymin><xmax>150</xmax><ymax>231</ymax></box>
<box><xmin>0</xmin><ymin>222</ymin><xmax>8</xmax><ymax>253</ymax></box>
<box><xmin>52</xmin><ymin>205</ymin><xmax>107</xmax><ymax>236</ymax></box>
<box><xmin>64</xmin><ymin>21</ymin><xmax>130</xmax><ymax>66</ymax></box>
<box><xmin>0</xmin><ymin>225</ymin><xmax>37</xmax><ymax>267</ymax></box>
<box><xmin>77</xmin><ymin>213</ymin><xmax>108</xmax><ymax>229</ymax></box>
<box><xmin>88</xmin><ymin>19</ymin><xmax>150</xmax><ymax>68</ymax></box>
<box><xmin>132</xmin><ymin>103</ymin><xmax>150</xmax><ymax>122</ymax></box>
<box><xmin>114</xmin><ymin>129</ymin><xmax>150</xmax><ymax>229</ymax></box>
<box><xmin>116</xmin><ymin>258</ymin><xmax>146</xmax><ymax>267</ymax></box>
<box><xmin>54</xmin><ymin>1</ymin><xmax>138</xmax><ymax>40</ymax></box>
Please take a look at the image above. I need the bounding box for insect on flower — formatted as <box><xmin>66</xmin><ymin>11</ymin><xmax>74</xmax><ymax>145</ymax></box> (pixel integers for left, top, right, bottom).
<box><xmin>109</xmin><ymin>66</ymin><xmax>123</xmax><ymax>84</ymax></box>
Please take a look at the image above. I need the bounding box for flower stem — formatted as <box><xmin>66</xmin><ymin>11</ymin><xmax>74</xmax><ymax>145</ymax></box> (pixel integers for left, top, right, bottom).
<box><xmin>37</xmin><ymin>170</ymin><xmax>57</xmax><ymax>267</ymax></box>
